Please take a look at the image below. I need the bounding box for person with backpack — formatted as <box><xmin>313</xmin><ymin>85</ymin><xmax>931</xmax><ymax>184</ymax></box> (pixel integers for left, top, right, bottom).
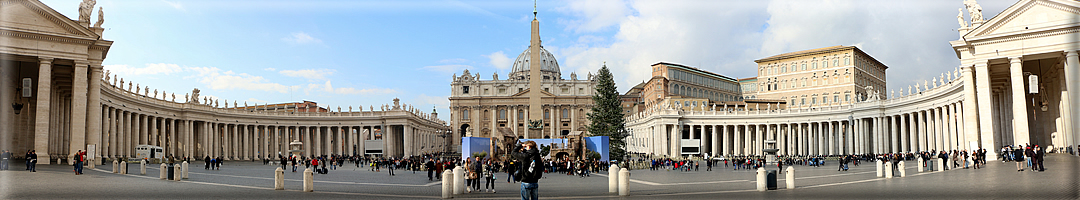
<box><xmin>512</xmin><ymin>141</ymin><xmax>542</xmax><ymax>200</ymax></box>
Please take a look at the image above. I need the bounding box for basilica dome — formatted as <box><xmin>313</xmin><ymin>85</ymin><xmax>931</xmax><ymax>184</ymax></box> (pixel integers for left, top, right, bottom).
<box><xmin>509</xmin><ymin>46</ymin><xmax>562</xmax><ymax>80</ymax></box>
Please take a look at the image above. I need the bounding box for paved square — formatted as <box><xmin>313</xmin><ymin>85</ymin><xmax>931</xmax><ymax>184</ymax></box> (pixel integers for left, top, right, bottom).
<box><xmin>3</xmin><ymin>155</ymin><xmax>1076</xmax><ymax>199</ymax></box>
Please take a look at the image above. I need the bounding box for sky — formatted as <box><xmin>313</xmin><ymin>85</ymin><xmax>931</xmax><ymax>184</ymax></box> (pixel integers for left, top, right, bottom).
<box><xmin>39</xmin><ymin>0</ymin><xmax>1017</xmax><ymax>122</ymax></box>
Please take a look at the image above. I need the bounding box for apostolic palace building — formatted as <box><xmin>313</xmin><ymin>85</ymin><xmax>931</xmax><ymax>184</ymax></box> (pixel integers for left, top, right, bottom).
<box><xmin>624</xmin><ymin>0</ymin><xmax>1080</xmax><ymax>160</ymax></box>
<box><xmin>0</xmin><ymin>0</ymin><xmax>451</xmax><ymax>164</ymax></box>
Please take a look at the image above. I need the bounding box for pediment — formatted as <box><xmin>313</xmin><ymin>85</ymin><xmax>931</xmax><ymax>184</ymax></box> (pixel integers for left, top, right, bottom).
<box><xmin>0</xmin><ymin>0</ymin><xmax>97</xmax><ymax>38</ymax></box>
<box><xmin>966</xmin><ymin>0</ymin><xmax>1080</xmax><ymax>39</ymax></box>
<box><xmin>509</xmin><ymin>88</ymin><xmax>556</xmax><ymax>97</ymax></box>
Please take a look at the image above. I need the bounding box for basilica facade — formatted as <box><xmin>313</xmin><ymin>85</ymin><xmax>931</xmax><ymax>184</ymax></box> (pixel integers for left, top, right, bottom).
<box><xmin>449</xmin><ymin>12</ymin><xmax>596</xmax><ymax>149</ymax></box>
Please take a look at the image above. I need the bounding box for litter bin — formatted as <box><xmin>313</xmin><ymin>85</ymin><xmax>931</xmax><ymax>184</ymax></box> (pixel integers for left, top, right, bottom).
<box><xmin>766</xmin><ymin>170</ymin><xmax>777</xmax><ymax>190</ymax></box>
<box><xmin>167</xmin><ymin>164</ymin><xmax>175</xmax><ymax>180</ymax></box>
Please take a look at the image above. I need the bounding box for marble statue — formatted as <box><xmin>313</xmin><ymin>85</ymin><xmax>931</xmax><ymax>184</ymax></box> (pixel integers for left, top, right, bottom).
<box><xmin>94</xmin><ymin>7</ymin><xmax>104</xmax><ymax>28</ymax></box>
<box><xmin>493</xmin><ymin>72</ymin><xmax>499</xmax><ymax>81</ymax></box>
<box><xmin>184</xmin><ymin>93</ymin><xmax>188</xmax><ymax>103</ymax></box>
<box><xmin>203</xmin><ymin>97</ymin><xmax>208</xmax><ymax>105</ymax></box>
<box><xmin>570</xmin><ymin>72</ymin><xmax>577</xmax><ymax>80</ymax></box>
<box><xmin>144</xmin><ymin>86</ymin><xmax>149</xmax><ymax>96</ymax></box>
<box><xmin>126</xmin><ymin>82</ymin><xmax>131</xmax><ymax>91</ymax></box>
<box><xmin>957</xmin><ymin>8</ymin><xmax>967</xmax><ymax>28</ymax></box>
<box><xmin>865</xmin><ymin>85</ymin><xmax>879</xmax><ymax>101</ymax></box>
<box><xmin>190</xmin><ymin>88</ymin><xmax>201</xmax><ymax>103</ymax></box>
<box><xmin>153</xmin><ymin>89</ymin><xmax>157</xmax><ymax>98</ymax></box>
<box><xmin>924</xmin><ymin>80</ymin><xmax>929</xmax><ymax>90</ymax></box>
<box><xmin>900</xmin><ymin>88</ymin><xmax>905</xmax><ymax>96</ymax></box>
<box><xmin>78</xmin><ymin>0</ymin><xmax>96</xmax><ymax>25</ymax></box>
<box><xmin>393</xmin><ymin>98</ymin><xmax>401</xmax><ymax>110</ymax></box>
<box><xmin>135</xmin><ymin>84</ymin><xmax>140</xmax><ymax>94</ymax></box>
<box><xmin>914</xmin><ymin>83</ymin><xmax>920</xmax><ymax>92</ymax></box>
<box><xmin>171</xmin><ymin>94</ymin><xmax>175</xmax><ymax>102</ymax></box>
<box><xmin>587</xmin><ymin>72</ymin><xmax>593</xmax><ymax>80</ymax></box>
<box><xmin>234</xmin><ymin>101</ymin><xmax>237</xmax><ymax>108</ymax></box>
<box><xmin>244</xmin><ymin>101</ymin><xmax>248</xmax><ymax>107</ymax></box>
<box><xmin>112</xmin><ymin>75</ymin><xmax>117</xmax><ymax>85</ymax></box>
<box><xmin>337</xmin><ymin>106</ymin><xmax>341</xmax><ymax>112</ymax></box>
<box><xmin>932</xmin><ymin>78</ymin><xmax>938</xmax><ymax>87</ymax></box>
<box><xmin>965</xmin><ymin>0</ymin><xmax>983</xmax><ymax>23</ymax></box>
<box><xmin>104</xmin><ymin>70</ymin><xmax>110</xmax><ymax>82</ymax></box>
<box><xmin>370</xmin><ymin>106</ymin><xmax>374</xmax><ymax>111</ymax></box>
<box><xmin>349</xmin><ymin>106</ymin><xmax>352</xmax><ymax>112</ymax></box>
<box><xmin>214</xmin><ymin>100</ymin><xmax>218</xmax><ymax>108</ymax></box>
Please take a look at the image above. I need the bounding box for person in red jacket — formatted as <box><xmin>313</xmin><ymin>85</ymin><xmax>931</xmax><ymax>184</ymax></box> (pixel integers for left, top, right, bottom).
<box><xmin>74</xmin><ymin>150</ymin><xmax>85</xmax><ymax>175</ymax></box>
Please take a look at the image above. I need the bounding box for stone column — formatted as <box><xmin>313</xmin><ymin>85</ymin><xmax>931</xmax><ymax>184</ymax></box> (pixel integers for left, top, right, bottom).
<box><xmin>358</xmin><ymin>126</ymin><xmax>366</xmax><ymax>156</ymax></box>
<box><xmin>1065</xmin><ymin>51</ymin><xmax>1080</xmax><ymax>147</ymax></box>
<box><xmin>720</xmin><ymin>125</ymin><xmax>729</xmax><ymax>156</ymax></box>
<box><xmin>86</xmin><ymin>63</ymin><xmax>103</xmax><ymax>160</ymax></box>
<box><xmin>34</xmin><ymin>57</ymin><xmax>53</xmax><ymax>164</ymax></box>
<box><xmin>338</xmin><ymin>126</ymin><xmax>345</xmax><ymax>155</ymax></box>
<box><xmin>404</xmin><ymin>125</ymin><xmax>414</xmax><ymax>157</ymax></box>
<box><xmin>711</xmin><ymin>125</ymin><xmax>719</xmax><ymax>157</ymax></box>
<box><xmin>756</xmin><ymin>125</ymin><xmax>763</xmax><ymax>155</ymax></box>
<box><xmin>732</xmin><ymin>125</ymin><xmax>741</xmax><ymax>155</ymax></box>
<box><xmin>973</xmin><ymin>61</ymin><xmax>998</xmax><ymax>154</ymax></box>
<box><xmin>1007</xmin><ymin>57</ymin><xmax>1031</xmax><ymax>145</ymax></box>
<box><xmin>944</xmin><ymin>105</ymin><xmax>954</xmax><ymax>151</ymax></box>
<box><xmin>68</xmin><ymin>60</ymin><xmax>91</xmax><ymax>157</ymax></box>
<box><xmin>900</xmin><ymin>114</ymin><xmax>908</xmax><ymax>153</ymax></box>
<box><xmin>889</xmin><ymin>116</ymin><xmax>897</xmax><ymax>153</ymax></box>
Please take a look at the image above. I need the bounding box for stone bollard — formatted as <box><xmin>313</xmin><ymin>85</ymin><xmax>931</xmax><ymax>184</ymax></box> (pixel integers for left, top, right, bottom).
<box><xmin>884</xmin><ymin>162</ymin><xmax>893</xmax><ymax>178</ymax></box>
<box><xmin>756</xmin><ymin>167</ymin><xmax>766</xmax><ymax>191</ymax></box>
<box><xmin>174</xmin><ymin>164</ymin><xmax>182</xmax><ymax>181</ymax></box>
<box><xmin>182</xmin><ymin>161</ymin><xmax>189</xmax><ymax>179</ymax></box>
<box><xmin>120</xmin><ymin>161</ymin><xmax>128</xmax><ymax>174</ymax></box>
<box><xmin>876</xmin><ymin>160</ymin><xmax>883</xmax><ymax>177</ymax></box>
<box><xmin>442</xmin><ymin>170</ymin><xmax>453</xmax><ymax>199</ymax></box>
<box><xmin>898</xmin><ymin>161</ymin><xmax>906</xmax><ymax>177</ymax></box>
<box><xmin>453</xmin><ymin>166</ymin><xmax>464</xmax><ymax>195</ymax></box>
<box><xmin>609</xmin><ymin>164</ymin><xmax>619</xmax><ymax>194</ymax></box>
<box><xmin>140</xmin><ymin>160</ymin><xmax>147</xmax><ymax>175</ymax></box>
<box><xmin>89</xmin><ymin>159</ymin><xmax>95</xmax><ymax>169</ymax></box>
<box><xmin>159</xmin><ymin>164</ymin><xmax>167</xmax><ymax>179</ymax></box>
<box><xmin>112</xmin><ymin>160</ymin><xmax>118</xmax><ymax>173</ymax></box>
<box><xmin>303</xmin><ymin>168</ymin><xmax>314</xmax><ymax>192</ymax></box>
<box><xmin>618</xmin><ymin>168</ymin><xmax>629</xmax><ymax>196</ymax></box>
<box><xmin>274</xmin><ymin>167</ymin><xmax>285</xmax><ymax>190</ymax></box>
<box><xmin>917</xmin><ymin>158</ymin><xmax>924</xmax><ymax>172</ymax></box>
<box><xmin>936</xmin><ymin>158</ymin><xmax>945</xmax><ymax>171</ymax></box>
<box><xmin>785</xmin><ymin>166</ymin><xmax>795</xmax><ymax>189</ymax></box>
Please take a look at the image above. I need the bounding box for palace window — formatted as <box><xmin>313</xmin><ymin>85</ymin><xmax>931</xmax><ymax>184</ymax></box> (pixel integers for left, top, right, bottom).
<box><xmin>462</xmin><ymin>86</ymin><xmax>470</xmax><ymax>94</ymax></box>
<box><xmin>801</xmin><ymin>64</ymin><xmax>806</xmax><ymax>71</ymax></box>
<box><xmin>518</xmin><ymin>110</ymin><xmax>524</xmax><ymax>120</ymax></box>
<box><xmin>812</xmin><ymin>62</ymin><xmax>817</xmax><ymax>69</ymax></box>
<box><xmin>561</xmin><ymin>109</ymin><xmax>568</xmax><ymax>118</ymax></box>
<box><xmin>544</xmin><ymin>110</ymin><xmax>550</xmax><ymax>119</ymax></box>
<box><xmin>463</xmin><ymin>110</ymin><xmax>470</xmax><ymax>120</ymax></box>
<box><xmin>484</xmin><ymin>110</ymin><xmax>489</xmax><ymax>120</ymax></box>
<box><xmin>499</xmin><ymin>109</ymin><xmax>506</xmax><ymax>119</ymax></box>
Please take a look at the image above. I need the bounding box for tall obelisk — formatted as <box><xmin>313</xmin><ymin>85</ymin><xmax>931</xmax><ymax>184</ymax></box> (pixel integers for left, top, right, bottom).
<box><xmin>527</xmin><ymin>2</ymin><xmax>542</xmax><ymax>139</ymax></box>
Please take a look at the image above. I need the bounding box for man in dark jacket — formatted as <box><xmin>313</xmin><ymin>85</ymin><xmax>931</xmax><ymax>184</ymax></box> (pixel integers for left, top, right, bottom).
<box><xmin>426</xmin><ymin>159</ymin><xmax>436</xmax><ymax>181</ymax></box>
<box><xmin>512</xmin><ymin>141</ymin><xmax>542</xmax><ymax>200</ymax></box>
<box><xmin>204</xmin><ymin>156</ymin><xmax>211</xmax><ymax>170</ymax></box>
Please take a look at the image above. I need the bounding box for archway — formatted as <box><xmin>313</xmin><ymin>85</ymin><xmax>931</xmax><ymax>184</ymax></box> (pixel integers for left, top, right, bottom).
<box><xmin>460</xmin><ymin>124</ymin><xmax>470</xmax><ymax>138</ymax></box>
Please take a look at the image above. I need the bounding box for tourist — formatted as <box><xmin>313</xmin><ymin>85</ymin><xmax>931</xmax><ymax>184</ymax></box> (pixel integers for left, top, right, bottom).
<box><xmin>484</xmin><ymin>160</ymin><xmax>496</xmax><ymax>193</ymax></box>
<box><xmin>1033</xmin><ymin>146</ymin><xmax>1045</xmax><ymax>172</ymax></box>
<box><xmin>74</xmin><ymin>150</ymin><xmax>85</xmax><ymax>175</ymax></box>
<box><xmin>0</xmin><ymin>150</ymin><xmax>9</xmax><ymax>170</ymax></box>
<box><xmin>470</xmin><ymin>157</ymin><xmax>482</xmax><ymax>192</ymax></box>
<box><xmin>426</xmin><ymin>159</ymin><xmax>436</xmax><ymax>181</ymax></box>
<box><xmin>27</xmin><ymin>150</ymin><xmax>37</xmax><ymax>172</ymax></box>
<box><xmin>1013</xmin><ymin>146</ymin><xmax>1025</xmax><ymax>171</ymax></box>
<box><xmin>1024</xmin><ymin>145</ymin><xmax>1035</xmax><ymax>170</ymax></box>
<box><xmin>512</xmin><ymin>141</ymin><xmax>542</xmax><ymax>200</ymax></box>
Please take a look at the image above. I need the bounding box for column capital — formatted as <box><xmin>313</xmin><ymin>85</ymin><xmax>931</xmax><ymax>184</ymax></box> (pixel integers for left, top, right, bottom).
<box><xmin>1066</xmin><ymin>50</ymin><xmax>1079</xmax><ymax>58</ymax></box>
<box><xmin>38</xmin><ymin>56</ymin><xmax>54</xmax><ymax>64</ymax></box>
<box><xmin>1008</xmin><ymin>56</ymin><xmax>1023</xmax><ymax>64</ymax></box>
<box><xmin>74</xmin><ymin>59</ymin><xmax>91</xmax><ymax>66</ymax></box>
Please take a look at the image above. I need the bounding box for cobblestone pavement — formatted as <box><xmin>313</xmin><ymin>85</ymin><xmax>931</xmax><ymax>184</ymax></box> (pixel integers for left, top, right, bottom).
<box><xmin>1</xmin><ymin>154</ymin><xmax>1076</xmax><ymax>199</ymax></box>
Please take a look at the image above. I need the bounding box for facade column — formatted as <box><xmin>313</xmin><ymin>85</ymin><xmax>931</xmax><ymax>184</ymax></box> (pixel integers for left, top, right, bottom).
<box><xmin>1007</xmin><ymin>57</ymin><xmax>1031</xmax><ymax>145</ymax></box>
<box><xmin>732</xmin><ymin>125</ymin><xmax>741</xmax><ymax>155</ymax></box>
<box><xmin>68</xmin><ymin>61</ymin><xmax>89</xmax><ymax>157</ymax></box>
<box><xmin>86</xmin><ymin>63</ymin><xmax>103</xmax><ymax>160</ymax></box>
<box><xmin>1065</xmin><ymin>51</ymin><xmax>1080</xmax><ymax>147</ymax></box>
<box><xmin>900</xmin><ymin>114</ymin><xmax>908</xmax><ymax>153</ymax></box>
<box><xmin>973</xmin><ymin>61</ymin><xmax>998</xmax><ymax>156</ymax></box>
<box><xmin>711</xmin><ymin>125</ymin><xmax>719</xmax><ymax>157</ymax></box>
<box><xmin>827</xmin><ymin>122</ymin><xmax>834</xmax><ymax>155</ymax></box>
<box><xmin>404</xmin><ymin>125</ymin><xmax>414</xmax><ymax>157</ymax></box>
<box><xmin>890</xmin><ymin>116</ymin><xmax>897</xmax><ymax>153</ymax></box>
<box><xmin>720</xmin><ymin>125</ymin><xmax>729</xmax><ymax>156</ymax></box>
<box><xmin>358</xmin><ymin>126</ymin><xmax>366</xmax><ymax>156</ymax></box>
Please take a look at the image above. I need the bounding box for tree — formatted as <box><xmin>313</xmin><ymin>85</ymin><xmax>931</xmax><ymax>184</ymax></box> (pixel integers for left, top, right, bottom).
<box><xmin>586</xmin><ymin>64</ymin><xmax>629</xmax><ymax>161</ymax></box>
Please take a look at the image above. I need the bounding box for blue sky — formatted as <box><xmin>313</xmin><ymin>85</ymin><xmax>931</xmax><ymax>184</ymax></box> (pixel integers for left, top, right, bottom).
<box><xmin>40</xmin><ymin>0</ymin><xmax>1015</xmax><ymax>122</ymax></box>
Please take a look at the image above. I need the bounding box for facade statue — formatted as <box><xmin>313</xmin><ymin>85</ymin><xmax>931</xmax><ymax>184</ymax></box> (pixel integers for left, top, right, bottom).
<box><xmin>103</xmin><ymin>70</ymin><xmax>110</xmax><ymax>82</ymax></box>
<box><xmin>393</xmin><ymin>98</ymin><xmax>401</xmax><ymax>110</ymax></box>
<box><xmin>234</xmin><ymin>101</ymin><xmax>238</xmax><ymax>108</ymax></box>
<box><xmin>349</xmin><ymin>106</ymin><xmax>353</xmax><ymax>112</ymax></box>
<box><xmin>112</xmin><ymin>75</ymin><xmax>117</xmax><ymax>85</ymax></box>
<box><xmin>190</xmin><ymin>88</ymin><xmax>201</xmax><ymax>103</ymax></box>
<box><xmin>244</xmin><ymin>101</ymin><xmax>248</xmax><ymax>107</ymax></box>
<box><xmin>184</xmin><ymin>93</ymin><xmax>188</xmax><ymax>103</ymax></box>
<box><xmin>214</xmin><ymin>100</ymin><xmax>219</xmax><ymax>108</ymax></box>
<box><xmin>957</xmin><ymin>8</ymin><xmax>967</xmax><ymax>28</ymax></box>
<box><xmin>924</xmin><ymin>80</ymin><xmax>929</xmax><ymax>90</ymax></box>
<box><xmin>144</xmin><ymin>86</ymin><xmax>149</xmax><ymax>96</ymax></box>
<box><xmin>153</xmin><ymin>89</ymin><xmax>158</xmax><ymax>98</ymax></box>
<box><xmin>171</xmin><ymin>94</ymin><xmax>175</xmax><ymax>102</ymax></box>
<box><xmin>370</xmin><ymin>106</ymin><xmax>374</xmax><ymax>111</ymax></box>
<box><xmin>78</xmin><ymin>0</ymin><xmax>96</xmax><ymax>25</ymax></box>
<box><xmin>119</xmin><ymin>78</ymin><xmax>124</xmax><ymax>88</ymax></box>
<box><xmin>135</xmin><ymin>84</ymin><xmax>140</xmax><ymax>94</ymax></box>
<box><xmin>203</xmin><ymin>97</ymin><xmax>208</xmax><ymax>105</ymax></box>
<box><xmin>964</xmin><ymin>0</ymin><xmax>984</xmax><ymax>24</ymax></box>
<box><xmin>94</xmin><ymin>7</ymin><xmax>104</xmax><ymax>28</ymax></box>
<box><xmin>932</xmin><ymin>78</ymin><xmax>938</xmax><ymax>87</ymax></box>
<box><xmin>914</xmin><ymin>83</ymin><xmax>920</xmax><ymax>92</ymax></box>
<box><xmin>570</xmin><ymin>72</ymin><xmax>577</xmax><ymax>80</ymax></box>
<box><xmin>493</xmin><ymin>72</ymin><xmax>499</xmax><ymax>81</ymax></box>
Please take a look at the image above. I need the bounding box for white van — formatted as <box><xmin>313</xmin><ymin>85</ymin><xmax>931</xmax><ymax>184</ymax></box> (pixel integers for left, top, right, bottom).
<box><xmin>135</xmin><ymin>145</ymin><xmax>164</xmax><ymax>161</ymax></box>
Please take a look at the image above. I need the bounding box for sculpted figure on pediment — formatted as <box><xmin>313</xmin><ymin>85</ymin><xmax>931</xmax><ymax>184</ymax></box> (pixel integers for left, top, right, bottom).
<box><xmin>94</xmin><ymin>7</ymin><xmax>104</xmax><ymax>28</ymax></box>
<box><xmin>190</xmin><ymin>88</ymin><xmax>201</xmax><ymax>103</ymax></box>
<box><xmin>78</xmin><ymin>0</ymin><xmax>96</xmax><ymax>24</ymax></box>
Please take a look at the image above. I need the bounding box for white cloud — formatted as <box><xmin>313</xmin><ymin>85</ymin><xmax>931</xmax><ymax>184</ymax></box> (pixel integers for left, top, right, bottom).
<box><xmin>556</xmin><ymin>0</ymin><xmax>632</xmax><ymax>33</ymax></box>
<box><xmin>263</xmin><ymin>68</ymin><xmax>277</xmax><ymax>71</ymax></box>
<box><xmin>161</xmin><ymin>0</ymin><xmax>185</xmax><ymax>11</ymax></box>
<box><xmin>558</xmin><ymin>0</ymin><xmax>991</xmax><ymax>92</ymax></box>
<box><xmin>305</xmin><ymin>81</ymin><xmax>397</xmax><ymax>95</ymax></box>
<box><xmin>415</xmin><ymin>94</ymin><xmax>449</xmax><ymax>107</ymax></box>
<box><xmin>104</xmin><ymin>63</ymin><xmax>185</xmax><ymax>76</ymax></box>
<box><xmin>279</xmin><ymin>69</ymin><xmax>335</xmax><ymax>81</ymax></box>
<box><xmin>420</xmin><ymin>64</ymin><xmax>473</xmax><ymax>74</ymax></box>
<box><xmin>186</xmin><ymin>66</ymin><xmax>293</xmax><ymax>93</ymax></box>
<box><xmin>483</xmin><ymin>51</ymin><xmax>512</xmax><ymax>70</ymax></box>
<box><xmin>282</xmin><ymin>32</ymin><xmax>322</xmax><ymax>44</ymax></box>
